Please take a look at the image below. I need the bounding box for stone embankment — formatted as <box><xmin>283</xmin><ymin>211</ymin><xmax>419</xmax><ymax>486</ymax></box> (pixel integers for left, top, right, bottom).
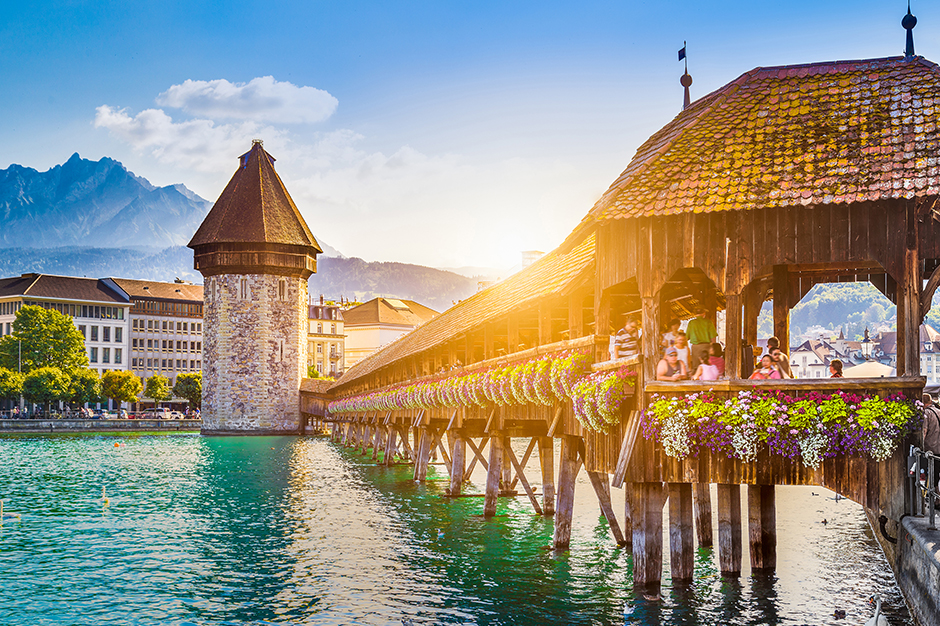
<box><xmin>0</xmin><ymin>419</ymin><xmax>202</xmax><ymax>433</ymax></box>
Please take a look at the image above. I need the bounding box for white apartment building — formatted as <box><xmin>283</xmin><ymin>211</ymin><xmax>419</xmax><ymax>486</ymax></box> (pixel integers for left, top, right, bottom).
<box><xmin>0</xmin><ymin>273</ymin><xmax>131</xmax><ymax>378</ymax></box>
<box><xmin>308</xmin><ymin>300</ymin><xmax>344</xmax><ymax>376</ymax></box>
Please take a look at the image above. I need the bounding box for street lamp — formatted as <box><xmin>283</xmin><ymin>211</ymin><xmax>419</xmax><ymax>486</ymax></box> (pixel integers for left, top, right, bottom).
<box><xmin>861</xmin><ymin>327</ymin><xmax>873</xmax><ymax>360</ymax></box>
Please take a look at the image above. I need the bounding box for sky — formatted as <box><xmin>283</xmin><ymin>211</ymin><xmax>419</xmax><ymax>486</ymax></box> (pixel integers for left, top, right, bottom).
<box><xmin>1</xmin><ymin>1</ymin><xmax>938</xmax><ymax>270</ymax></box>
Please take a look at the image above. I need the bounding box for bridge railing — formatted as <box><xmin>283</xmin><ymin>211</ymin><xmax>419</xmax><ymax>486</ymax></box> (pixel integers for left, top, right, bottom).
<box><xmin>909</xmin><ymin>447</ymin><xmax>939</xmax><ymax>529</ymax></box>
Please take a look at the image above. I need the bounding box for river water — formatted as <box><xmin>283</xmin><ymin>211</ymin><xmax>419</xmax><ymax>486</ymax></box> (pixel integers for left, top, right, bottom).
<box><xmin>0</xmin><ymin>433</ymin><xmax>914</xmax><ymax>625</ymax></box>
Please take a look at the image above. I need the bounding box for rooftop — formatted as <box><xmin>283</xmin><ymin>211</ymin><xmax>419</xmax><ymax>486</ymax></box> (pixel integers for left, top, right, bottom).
<box><xmin>0</xmin><ymin>273</ymin><xmax>128</xmax><ymax>304</ymax></box>
<box><xmin>583</xmin><ymin>56</ymin><xmax>940</xmax><ymax>223</ymax></box>
<box><xmin>109</xmin><ymin>278</ymin><xmax>204</xmax><ymax>302</ymax></box>
<box><xmin>342</xmin><ymin>297</ymin><xmax>438</xmax><ymax>328</ymax></box>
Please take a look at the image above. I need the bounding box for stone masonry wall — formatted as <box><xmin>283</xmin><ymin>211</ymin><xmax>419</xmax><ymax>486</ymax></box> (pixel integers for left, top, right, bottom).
<box><xmin>202</xmin><ymin>273</ymin><xmax>308</xmax><ymax>433</ymax></box>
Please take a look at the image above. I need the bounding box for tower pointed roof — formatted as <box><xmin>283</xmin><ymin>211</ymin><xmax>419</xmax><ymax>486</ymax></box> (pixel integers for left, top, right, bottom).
<box><xmin>189</xmin><ymin>141</ymin><xmax>321</xmax><ymax>251</ymax></box>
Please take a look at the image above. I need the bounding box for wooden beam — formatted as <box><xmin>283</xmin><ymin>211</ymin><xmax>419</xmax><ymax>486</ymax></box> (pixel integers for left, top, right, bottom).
<box><xmin>546</xmin><ymin>406</ymin><xmax>563</xmax><ymax>438</ymax></box>
<box><xmin>724</xmin><ymin>294</ymin><xmax>742</xmax><ymax>380</ymax></box>
<box><xmin>693</xmin><ymin>483</ymin><xmax>713</xmax><ymax>548</ymax></box>
<box><xmin>568</xmin><ymin>291</ymin><xmax>584</xmax><ymax>339</ymax></box>
<box><xmin>505</xmin><ymin>443</ymin><xmax>543</xmax><ymax>515</ymax></box>
<box><xmin>449</xmin><ymin>431</ymin><xmax>466</xmax><ymax>496</ymax></box>
<box><xmin>747</xmin><ymin>485</ymin><xmax>777</xmax><ymax>570</ymax></box>
<box><xmin>538</xmin><ymin>301</ymin><xmax>553</xmax><ymax>345</ymax></box>
<box><xmin>509</xmin><ymin>438</ymin><xmax>538</xmax><ymax>490</ymax></box>
<box><xmin>483</xmin><ymin>434</ymin><xmax>504</xmax><ymax>517</ymax></box>
<box><xmin>772</xmin><ymin>265</ymin><xmax>790</xmax><ymax>353</ymax></box>
<box><xmin>611</xmin><ymin>411</ymin><xmax>640</xmax><ymax>488</ymax></box>
<box><xmin>539</xmin><ymin>436</ymin><xmax>555</xmax><ymax>516</ymax></box>
<box><xmin>632</xmin><ymin>482</ymin><xmax>665</xmax><ymax>588</ymax></box>
<box><xmin>641</xmin><ymin>296</ymin><xmax>659</xmax><ymax>382</ymax></box>
<box><xmin>587</xmin><ymin>468</ymin><xmax>627</xmax><ymax>546</ymax></box>
<box><xmin>413</xmin><ymin>428</ymin><xmax>432</xmax><ymax>482</ymax></box>
<box><xmin>464</xmin><ymin>436</ymin><xmax>489</xmax><ymax>480</ymax></box>
<box><xmin>553</xmin><ymin>435</ymin><xmax>582</xmax><ymax>549</ymax></box>
<box><xmin>668</xmin><ymin>483</ymin><xmax>695</xmax><ymax>580</ymax></box>
<box><xmin>717</xmin><ymin>484</ymin><xmax>743</xmax><ymax>576</ymax></box>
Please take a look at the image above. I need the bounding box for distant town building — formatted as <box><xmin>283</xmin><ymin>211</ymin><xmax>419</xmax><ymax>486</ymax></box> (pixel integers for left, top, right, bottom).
<box><xmin>110</xmin><ymin>278</ymin><xmax>204</xmax><ymax>402</ymax></box>
<box><xmin>343</xmin><ymin>297</ymin><xmax>438</xmax><ymax>369</ymax></box>
<box><xmin>0</xmin><ymin>273</ymin><xmax>131</xmax><ymax>379</ymax></box>
<box><xmin>873</xmin><ymin>324</ymin><xmax>940</xmax><ymax>384</ymax></box>
<box><xmin>308</xmin><ymin>297</ymin><xmax>344</xmax><ymax>376</ymax></box>
<box><xmin>789</xmin><ymin>339</ymin><xmax>855</xmax><ymax>378</ymax></box>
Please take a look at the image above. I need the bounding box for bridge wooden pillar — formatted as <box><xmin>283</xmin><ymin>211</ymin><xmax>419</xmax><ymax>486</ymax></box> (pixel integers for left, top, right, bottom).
<box><xmin>668</xmin><ymin>483</ymin><xmax>695</xmax><ymax>580</ymax></box>
<box><xmin>384</xmin><ymin>424</ymin><xmax>399</xmax><ymax>466</ymax></box>
<box><xmin>413</xmin><ymin>427</ymin><xmax>433</xmax><ymax>481</ymax></box>
<box><xmin>693</xmin><ymin>482</ymin><xmax>713</xmax><ymax>547</ymax></box>
<box><xmin>640</xmin><ymin>296</ymin><xmax>659</xmax><ymax>382</ymax></box>
<box><xmin>717</xmin><ymin>484</ymin><xmax>743</xmax><ymax>575</ymax></box>
<box><xmin>772</xmin><ymin>265</ymin><xmax>790</xmax><ymax>354</ymax></box>
<box><xmin>449</xmin><ymin>430</ymin><xmax>466</xmax><ymax>496</ymax></box>
<box><xmin>484</xmin><ymin>433</ymin><xmax>504</xmax><ymax>517</ymax></box>
<box><xmin>553</xmin><ymin>435</ymin><xmax>582</xmax><ymax>549</ymax></box>
<box><xmin>501</xmin><ymin>437</ymin><xmax>513</xmax><ymax>490</ymax></box>
<box><xmin>361</xmin><ymin>422</ymin><xmax>371</xmax><ymax>455</ymax></box>
<box><xmin>588</xmin><ymin>470</ymin><xmax>627</xmax><ymax>546</ymax></box>
<box><xmin>539</xmin><ymin>437</ymin><xmax>555</xmax><ymax>515</ymax></box>
<box><xmin>371</xmin><ymin>424</ymin><xmax>383</xmax><ymax>460</ymax></box>
<box><xmin>897</xmin><ymin>202</ymin><xmax>921</xmax><ymax>377</ymax></box>
<box><xmin>632</xmin><ymin>482</ymin><xmax>665</xmax><ymax>588</ymax></box>
<box><xmin>747</xmin><ymin>485</ymin><xmax>777</xmax><ymax>570</ymax></box>
<box><xmin>724</xmin><ymin>294</ymin><xmax>742</xmax><ymax>380</ymax></box>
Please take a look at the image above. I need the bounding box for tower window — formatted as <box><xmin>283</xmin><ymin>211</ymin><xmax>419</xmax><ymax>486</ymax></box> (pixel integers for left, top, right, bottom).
<box><xmin>240</xmin><ymin>278</ymin><xmax>249</xmax><ymax>300</ymax></box>
<box><xmin>278</xmin><ymin>279</ymin><xmax>286</xmax><ymax>301</ymax></box>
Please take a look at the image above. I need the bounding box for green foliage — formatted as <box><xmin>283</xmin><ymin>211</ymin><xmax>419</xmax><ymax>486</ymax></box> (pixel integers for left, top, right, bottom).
<box><xmin>0</xmin><ymin>368</ymin><xmax>24</xmax><ymax>399</ymax></box>
<box><xmin>144</xmin><ymin>375</ymin><xmax>172</xmax><ymax>403</ymax></box>
<box><xmin>307</xmin><ymin>365</ymin><xmax>321</xmax><ymax>379</ymax></box>
<box><xmin>22</xmin><ymin>367</ymin><xmax>71</xmax><ymax>408</ymax></box>
<box><xmin>68</xmin><ymin>368</ymin><xmax>101</xmax><ymax>405</ymax></box>
<box><xmin>0</xmin><ymin>305</ymin><xmax>88</xmax><ymax>375</ymax></box>
<box><xmin>101</xmin><ymin>370</ymin><xmax>143</xmax><ymax>404</ymax></box>
<box><xmin>172</xmin><ymin>372</ymin><xmax>202</xmax><ymax>408</ymax></box>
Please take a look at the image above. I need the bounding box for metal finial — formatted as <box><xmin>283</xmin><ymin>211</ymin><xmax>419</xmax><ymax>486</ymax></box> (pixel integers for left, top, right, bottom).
<box><xmin>678</xmin><ymin>41</ymin><xmax>692</xmax><ymax>110</ymax></box>
<box><xmin>903</xmin><ymin>1</ymin><xmax>917</xmax><ymax>59</ymax></box>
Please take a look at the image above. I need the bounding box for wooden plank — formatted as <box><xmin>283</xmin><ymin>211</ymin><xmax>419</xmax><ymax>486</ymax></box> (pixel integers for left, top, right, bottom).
<box><xmin>796</xmin><ymin>207</ymin><xmax>815</xmax><ymax>265</ymax></box>
<box><xmin>668</xmin><ymin>483</ymin><xmax>695</xmax><ymax>580</ymax></box>
<box><xmin>483</xmin><ymin>434</ymin><xmax>504</xmax><ymax>517</ymax></box>
<box><xmin>464</xmin><ymin>436</ymin><xmax>490</xmax><ymax>477</ymax></box>
<box><xmin>413</xmin><ymin>428</ymin><xmax>432</xmax><ymax>481</ymax></box>
<box><xmin>449</xmin><ymin>432</ymin><xmax>466</xmax><ymax>495</ymax></box>
<box><xmin>612</xmin><ymin>411</ymin><xmax>641</xmax><ymax>488</ymax></box>
<box><xmin>505</xmin><ymin>443</ymin><xmax>543</xmax><ymax>515</ymax></box>
<box><xmin>830</xmin><ymin>204</ymin><xmax>850</xmax><ymax>263</ymax></box>
<box><xmin>553</xmin><ymin>435</ymin><xmax>582</xmax><ymax>549</ymax></box>
<box><xmin>546</xmin><ymin>406</ymin><xmax>563</xmax><ymax>438</ymax></box>
<box><xmin>717</xmin><ymin>484</ymin><xmax>742</xmax><ymax>575</ymax></box>
<box><xmin>587</xmin><ymin>469</ymin><xmax>627</xmax><ymax>546</ymax></box>
<box><xmin>632</xmin><ymin>482</ymin><xmax>665</xmax><ymax>588</ymax></box>
<box><xmin>778</xmin><ymin>205</ymin><xmax>797</xmax><ymax>264</ymax></box>
<box><xmin>693</xmin><ymin>482</ymin><xmax>713</xmax><ymax>547</ymax></box>
<box><xmin>772</xmin><ymin>265</ymin><xmax>790</xmax><ymax>353</ymax></box>
<box><xmin>509</xmin><ymin>438</ymin><xmax>538</xmax><ymax>490</ymax></box>
<box><xmin>747</xmin><ymin>485</ymin><xmax>777</xmax><ymax>570</ymax></box>
<box><xmin>849</xmin><ymin>203</ymin><xmax>870</xmax><ymax>263</ymax></box>
<box><xmin>813</xmin><ymin>207</ymin><xmax>832</xmax><ymax>265</ymax></box>
<box><xmin>868</xmin><ymin>201</ymin><xmax>889</xmax><ymax>271</ymax></box>
<box><xmin>539</xmin><ymin>436</ymin><xmax>555</xmax><ymax>516</ymax></box>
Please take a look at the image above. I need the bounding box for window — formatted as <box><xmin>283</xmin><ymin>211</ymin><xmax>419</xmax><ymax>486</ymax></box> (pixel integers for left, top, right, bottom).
<box><xmin>278</xmin><ymin>279</ymin><xmax>286</xmax><ymax>301</ymax></box>
<box><xmin>162</xmin><ymin>359</ymin><xmax>167</xmax><ymax>369</ymax></box>
<box><xmin>317</xmin><ymin>323</ymin><xmax>322</xmax><ymax>333</ymax></box>
<box><xmin>115</xmin><ymin>349</ymin><xmax>122</xmax><ymax>364</ymax></box>
<box><xmin>147</xmin><ymin>339</ymin><xmax>153</xmax><ymax>349</ymax></box>
<box><xmin>132</xmin><ymin>338</ymin><xmax>138</xmax><ymax>348</ymax></box>
<box><xmin>316</xmin><ymin>361</ymin><xmax>322</xmax><ymax>373</ymax></box>
<box><xmin>147</xmin><ymin>359</ymin><xmax>152</xmax><ymax>368</ymax></box>
<box><xmin>183</xmin><ymin>322</ymin><xmax>188</xmax><ymax>332</ymax></box>
<box><xmin>162</xmin><ymin>340</ymin><xmax>167</xmax><ymax>351</ymax></box>
<box><xmin>78</xmin><ymin>325</ymin><xmax>86</xmax><ymax>339</ymax></box>
<box><xmin>197</xmin><ymin>342</ymin><xmax>201</xmax><ymax>351</ymax></box>
<box><xmin>196</xmin><ymin>360</ymin><xmax>201</xmax><ymax>369</ymax></box>
<box><xmin>91</xmin><ymin>326</ymin><xmax>99</xmax><ymax>341</ymax></box>
<box><xmin>163</xmin><ymin>321</ymin><xmax>168</xmax><ymax>331</ymax></box>
<box><xmin>331</xmin><ymin>323</ymin><xmax>336</xmax><ymax>334</ymax></box>
<box><xmin>103</xmin><ymin>327</ymin><xmax>110</xmax><ymax>342</ymax></box>
<box><xmin>190</xmin><ymin>360</ymin><xmax>195</xmax><ymax>369</ymax></box>
<box><xmin>102</xmin><ymin>348</ymin><xmax>110</xmax><ymax>364</ymax></box>
<box><xmin>317</xmin><ymin>344</ymin><xmax>322</xmax><ymax>353</ymax></box>
<box><xmin>275</xmin><ymin>338</ymin><xmax>284</xmax><ymax>362</ymax></box>
<box><xmin>115</xmin><ymin>328</ymin><xmax>122</xmax><ymax>342</ymax></box>
<box><xmin>90</xmin><ymin>347</ymin><xmax>98</xmax><ymax>363</ymax></box>
<box><xmin>177</xmin><ymin>341</ymin><xmax>182</xmax><ymax>351</ymax></box>
<box><xmin>148</xmin><ymin>320</ymin><xmax>153</xmax><ymax>330</ymax></box>
<box><xmin>176</xmin><ymin>359</ymin><xmax>181</xmax><ymax>369</ymax></box>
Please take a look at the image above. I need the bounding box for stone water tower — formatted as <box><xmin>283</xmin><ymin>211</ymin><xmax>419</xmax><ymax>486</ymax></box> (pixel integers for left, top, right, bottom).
<box><xmin>188</xmin><ymin>141</ymin><xmax>321</xmax><ymax>434</ymax></box>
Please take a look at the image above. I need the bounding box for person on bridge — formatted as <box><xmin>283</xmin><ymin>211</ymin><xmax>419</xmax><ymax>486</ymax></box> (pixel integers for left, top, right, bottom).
<box><xmin>767</xmin><ymin>337</ymin><xmax>794</xmax><ymax>378</ymax></box>
<box><xmin>829</xmin><ymin>359</ymin><xmax>844</xmax><ymax>378</ymax></box>
<box><xmin>923</xmin><ymin>394</ymin><xmax>940</xmax><ymax>492</ymax></box>
<box><xmin>656</xmin><ymin>346</ymin><xmax>689</xmax><ymax>381</ymax></box>
<box><xmin>687</xmin><ymin>307</ymin><xmax>718</xmax><ymax>370</ymax></box>
<box><xmin>749</xmin><ymin>354</ymin><xmax>782</xmax><ymax>380</ymax></box>
<box><xmin>613</xmin><ymin>315</ymin><xmax>640</xmax><ymax>359</ymax></box>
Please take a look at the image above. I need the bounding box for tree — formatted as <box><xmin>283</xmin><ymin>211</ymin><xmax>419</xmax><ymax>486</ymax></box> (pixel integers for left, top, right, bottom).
<box><xmin>102</xmin><ymin>371</ymin><xmax>143</xmax><ymax>407</ymax></box>
<box><xmin>143</xmin><ymin>375</ymin><xmax>172</xmax><ymax>404</ymax></box>
<box><xmin>0</xmin><ymin>368</ymin><xmax>24</xmax><ymax>400</ymax></box>
<box><xmin>0</xmin><ymin>306</ymin><xmax>88</xmax><ymax>375</ymax></box>
<box><xmin>307</xmin><ymin>365</ymin><xmax>321</xmax><ymax>379</ymax></box>
<box><xmin>69</xmin><ymin>369</ymin><xmax>102</xmax><ymax>406</ymax></box>
<box><xmin>22</xmin><ymin>367</ymin><xmax>71</xmax><ymax>414</ymax></box>
<box><xmin>172</xmin><ymin>372</ymin><xmax>202</xmax><ymax>409</ymax></box>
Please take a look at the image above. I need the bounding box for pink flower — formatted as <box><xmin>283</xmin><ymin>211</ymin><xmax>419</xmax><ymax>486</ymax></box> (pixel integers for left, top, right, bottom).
<box><xmin>790</xmin><ymin>429</ymin><xmax>798</xmax><ymax>435</ymax></box>
<box><xmin>725</xmin><ymin>425</ymin><xmax>732</xmax><ymax>431</ymax></box>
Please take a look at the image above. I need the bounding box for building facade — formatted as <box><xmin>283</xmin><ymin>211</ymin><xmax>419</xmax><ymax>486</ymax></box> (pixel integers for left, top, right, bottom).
<box><xmin>0</xmin><ymin>273</ymin><xmax>131</xmax><ymax>379</ymax></box>
<box><xmin>109</xmin><ymin>278</ymin><xmax>204</xmax><ymax>404</ymax></box>
<box><xmin>343</xmin><ymin>297</ymin><xmax>438</xmax><ymax>369</ymax></box>
<box><xmin>308</xmin><ymin>300</ymin><xmax>344</xmax><ymax>376</ymax></box>
<box><xmin>188</xmin><ymin>141</ymin><xmax>322</xmax><ymax>434</ymax></box>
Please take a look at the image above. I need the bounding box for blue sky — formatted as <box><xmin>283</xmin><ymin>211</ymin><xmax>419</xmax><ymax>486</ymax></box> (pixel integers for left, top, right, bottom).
<box><xmin>1</xmin><ymin>1</ymin><xmax>937</xmax><ymax>269</ymax></box>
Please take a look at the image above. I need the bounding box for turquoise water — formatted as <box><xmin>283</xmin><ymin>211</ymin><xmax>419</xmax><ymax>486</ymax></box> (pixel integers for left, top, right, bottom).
<box><xmin>0</xmin><ymin>434</ymin><xmax>913</xmax><ymax>625</ymax></box>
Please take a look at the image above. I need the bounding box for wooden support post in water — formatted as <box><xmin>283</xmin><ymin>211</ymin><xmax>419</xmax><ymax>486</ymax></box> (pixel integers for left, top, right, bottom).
<box><xmin>553</xmin><ymin>435</ymin><xmax>582</xmax><ymax>549</ymax></box>
<box><xmin>539</xmin><ymin>437</ymin><xmax>555</xmax><ymax>516</ymax></box>
<box><xmin>483</xmin><ymin>433</ymin><xmax>504</xmax><ymax>517</ymax></box>
<box><xmin>668</xmin><ymin>483</ymin><xmax>695</xmax><ymax>581</ymax></box>
<box><xmin>717</xmin><ymin>484</ymin><xmax>743</xmax><ymax>576</ymax></box>
<box><xmin>694</xmin><ymin>482</ymin><xmax>713</xmax><ymax>547</ymax></box>
<box><xmin>587</xmin><ymin>470</ymin><xmax>627</xmax><ymax>546</ymax></box>
<box><xmin>384</xmin><ymin>426</ymin><xmax>399</xmax><ymax>466</ymax></box>
<box><xmin>632</xmin><ymin>482</ymin><xmax>665</xmax><ymax>588</ymax></box>
<box><xmin>747</xmin><ymin>485</ymin><xmax>777</xmax><ymax>570</ymax></box>
<box><xmin>361</xmin><ymin>423</ymin><xmax>371</xmax><ymax>455</ymax></box>
<box><xmin>449</xmin><ymin>431</ymin><xmax>466</xmax><ymax>496</ymax></box>
<box><xmin>623</xmin><ymin>484</ymin><xmax>633</xmax><ymax>549</ymax></box>
<box><xmin>501</xmin><ymin>437</ymin><xmax>513</xmax><ymax>492</ymax></box>
<box><xmin>413</xmin><ymin>428</ymin><xmax>432</xmax><ymax>482</ymax></box>
<box><xmin>371</xmin><ymin>425</ymin><xmax>383</xmax><ymax>461</ymax></box>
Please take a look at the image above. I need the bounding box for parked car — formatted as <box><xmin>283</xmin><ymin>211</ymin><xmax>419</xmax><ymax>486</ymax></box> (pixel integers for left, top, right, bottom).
<box><xmin>168</xmin><ymin>411</ymin><xmax>185</xmax><ymax>420</ymax></box>
<box><xmin>140</xmin><ymin>408</ymin><xmax>170</xmax><ymax>419</ymax></box>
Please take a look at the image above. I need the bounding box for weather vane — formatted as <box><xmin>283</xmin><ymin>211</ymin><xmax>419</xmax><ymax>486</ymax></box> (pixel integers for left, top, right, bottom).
<box><xmin>678</xmin><ymin>41</ymin><xmax>692</xmax><ymax>110</ymax></box>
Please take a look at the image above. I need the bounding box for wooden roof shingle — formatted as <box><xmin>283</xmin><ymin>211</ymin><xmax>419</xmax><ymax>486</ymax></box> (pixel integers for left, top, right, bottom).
<box><xmin>585</xmin><ymin>56</ymin><xmax>940</xmax><ymax>223</ymax></box>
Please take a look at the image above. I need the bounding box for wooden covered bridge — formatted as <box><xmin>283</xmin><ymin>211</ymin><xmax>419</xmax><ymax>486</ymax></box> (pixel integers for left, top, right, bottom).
<box><xmin>309</xmin><ymin>54</ymin><xmax>940</xmax><ymax>591</ymax></box>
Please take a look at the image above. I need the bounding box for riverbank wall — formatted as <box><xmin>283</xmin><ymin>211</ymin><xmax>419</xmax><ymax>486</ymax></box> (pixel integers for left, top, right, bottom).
<box><xmin>0</xmin><ymin>419</ymin><xmax>202</xmax><ymax>433</ymax></box>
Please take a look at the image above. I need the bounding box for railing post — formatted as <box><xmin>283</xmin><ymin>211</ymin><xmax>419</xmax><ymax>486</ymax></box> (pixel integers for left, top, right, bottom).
<box><xmin>930</xmin><ymin>454</ymin><xmax>937</xmax><ymax>530</ymax></box>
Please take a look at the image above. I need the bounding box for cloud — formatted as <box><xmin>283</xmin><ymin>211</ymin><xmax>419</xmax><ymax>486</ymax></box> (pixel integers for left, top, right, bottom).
<box><xmin>93</xmin><ymin>105</ymin><xmax>290</xmax><ymax>172</ymax></box>
<box><xmin>156</xmin><ymin>76</ymin><xmax>337</xmax><ymax>124</ymax></box>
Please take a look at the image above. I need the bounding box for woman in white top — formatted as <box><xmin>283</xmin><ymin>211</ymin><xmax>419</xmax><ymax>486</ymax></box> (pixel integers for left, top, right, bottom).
<box><xmin>673</xmin><ymin>331</ymin><xmax>691</xmax><ymax>371</ymax></box>
<box><xmin>693</xmin><ymin>357</ymin><xmax>720</xmax><ymax>381</ymax></box>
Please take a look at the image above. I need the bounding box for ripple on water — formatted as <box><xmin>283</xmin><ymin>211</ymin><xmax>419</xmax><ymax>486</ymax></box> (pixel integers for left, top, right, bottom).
<box><xmin>0</xmin><ymin>434</ymin><xmax>916</xmax><ymax>625</ymax></box>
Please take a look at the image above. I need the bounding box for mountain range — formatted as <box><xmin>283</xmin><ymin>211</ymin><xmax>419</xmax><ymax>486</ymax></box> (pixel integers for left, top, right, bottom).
<box><xmin>0</xmin><ymin>154</ymin><xmax>477</xmax><ymax>309</ymax></box>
